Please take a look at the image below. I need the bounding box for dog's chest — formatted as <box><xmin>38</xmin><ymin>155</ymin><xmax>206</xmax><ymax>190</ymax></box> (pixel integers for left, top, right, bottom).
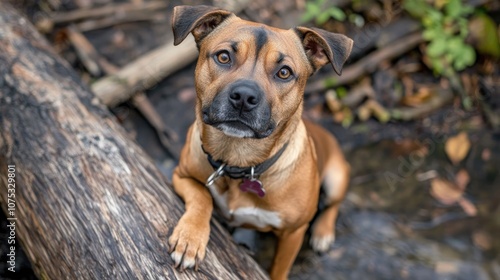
<box><xmin>207</xmin><ymin>180</ymin><xmax>282</xmax><ymax>229</ymax></box>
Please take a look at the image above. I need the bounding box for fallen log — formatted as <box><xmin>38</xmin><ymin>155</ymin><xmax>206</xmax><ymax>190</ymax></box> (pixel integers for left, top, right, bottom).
<box><xmin>0</xmin><ymin>3</ymin><xmax>268</xmax><ymax>279</ymax></box>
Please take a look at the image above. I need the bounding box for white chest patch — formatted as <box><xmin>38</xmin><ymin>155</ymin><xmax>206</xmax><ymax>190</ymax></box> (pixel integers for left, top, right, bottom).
<box><xmin>206</xmin><ymin>183</ymin><xmax>282</xmax><ymax>228</ymax></box>
<box><xmin>229</xmin><ymin>207</ymin><xmax>282</xmax><ymax>228</ymax></box>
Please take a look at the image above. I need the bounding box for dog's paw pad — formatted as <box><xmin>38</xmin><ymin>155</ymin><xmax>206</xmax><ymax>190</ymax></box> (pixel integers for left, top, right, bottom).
<box><xmin>171</xmin><ymin>251</ymin><xmax>184</xmax><ymax>267</ymax></box>
<box><xmin>168</xmin><ymin>217</ymin><xmax>209</xmax><ymax>271</ymax></box>
<box><xmin>310</xmin><ymin>233</ymin><xmax>335</xmax><ymax>253</ymax></box>
<box><xmin>169</xmin><ymin>241</ymin><xmax>202</xmax><ymax>270</ymax></box>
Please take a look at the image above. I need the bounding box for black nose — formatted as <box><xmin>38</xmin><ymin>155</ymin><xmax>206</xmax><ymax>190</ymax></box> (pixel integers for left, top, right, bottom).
<box><xmin>229</xmin><ymin>85</ymin><xmax>261</xmax><ymax>111</ymax></box>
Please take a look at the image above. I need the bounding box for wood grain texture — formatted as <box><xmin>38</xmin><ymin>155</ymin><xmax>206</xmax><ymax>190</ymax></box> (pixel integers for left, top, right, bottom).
<box><xmin>0</xmin><ymin>3</ymin><xmax>268</xmax><ymax>279</ymax></box>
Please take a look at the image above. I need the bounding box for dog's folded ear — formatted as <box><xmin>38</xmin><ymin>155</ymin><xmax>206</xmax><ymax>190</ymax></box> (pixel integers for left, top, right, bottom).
<box><xmin>294</xmin><ymin>27</ymin><xmax>353</xmax><ymax>75</ymax></box>
<box><xmin>172</xmin><ymin>5</ymin><xmax>233</xmax><ymax>46</ymax></box>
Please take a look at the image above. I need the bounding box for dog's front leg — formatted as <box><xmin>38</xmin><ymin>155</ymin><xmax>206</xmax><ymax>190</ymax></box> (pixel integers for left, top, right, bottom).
<box><xmin>270</xmin><ymin>225</ymin><xmax>308</xmax><ymax>280</ymax></box>
<box><xmin>168</xmin><ymin>169</ymin><xmax>213</xmax><ymax>270</ymax></box>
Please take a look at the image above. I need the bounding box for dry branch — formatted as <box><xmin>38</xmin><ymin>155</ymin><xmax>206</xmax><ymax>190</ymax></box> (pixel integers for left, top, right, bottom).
<box><xmin>0</xmin><ymin>3</ymin><xmax>268</xmax><ymax>279</ymax></box>
<box><xmin>91</xmin><ymin>35</ymin><xmax>198</xmax><ymax>106</ymax></box>
<box><xmin>91</xmin><ymin>0</ymin><xmax>251</xmax><ymax>107</ymax></box>
<box><xmin>390</xmin><ymin>87</ymin><xmax>454</xmax><ymax>121</ymax></box>
<box><xmin>75</xmin><ymin>11</ymin><xmax>165</xmax><ymax>32</ymax></box>
<box><xmin>49</xmin><ymin>1</ymin><xmax>169</xmax><ymax>24</ymax></box>
<box><xmin>306</xmin><ymin>32</ymin><xmax>424</xmax><ymax>94</ymax></box>
<box><xmin>66</xmin><ymin>24</ymin><xmax>103</xmax><ymax>75</ymax></box>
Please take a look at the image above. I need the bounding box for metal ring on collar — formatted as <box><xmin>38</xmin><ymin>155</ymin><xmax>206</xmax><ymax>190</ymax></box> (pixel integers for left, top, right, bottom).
<box><xmin>206</xmin><ymin>163</ymin><xmax>226</xmax><ymax>187</ymax></box>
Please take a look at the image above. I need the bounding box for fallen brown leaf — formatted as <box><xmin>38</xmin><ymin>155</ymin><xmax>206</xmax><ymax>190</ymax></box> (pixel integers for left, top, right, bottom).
<box><xmin>445</xmin><ymin>132</ymin><xmax>471</xmax><ymax>165</ymax></box>
<box><xmin>401</xmin><ymin>87</ymin><xmax>434</xmax><ymax>107</ymax></box>
<box><xmin>430</xmin><ymin>177</ymin><xmax>463</xmax><ymax>205</ymax></box>
<box><xmin>472</xmin><ymin>230</ymin><xmax>492</xmax><ymax>250</ymax></box>
<box><xmin>390</xmin><ymin>139</ymin><xmax>426</xmax><ymax>157</ymax></box>
<box><xmin>435</xmin><ymin>261</ymin><xmax>459</xmax><ymax>274</ymax></box>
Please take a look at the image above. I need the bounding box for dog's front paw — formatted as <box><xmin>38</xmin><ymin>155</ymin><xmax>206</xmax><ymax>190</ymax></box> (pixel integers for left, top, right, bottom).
<box><xmin>310</xmin><ymin>217</ymin><xmax>336</xmax><ymax>253</ymax></box>
<box><xmin>168</xmin><ymin>215</ymin><xmax>210</xmax><ymax>270</ymax></box>
<box><xmin>310</xmin><ymin>232</ymin><xmax>335</xmax><ymax>253</ymax></box>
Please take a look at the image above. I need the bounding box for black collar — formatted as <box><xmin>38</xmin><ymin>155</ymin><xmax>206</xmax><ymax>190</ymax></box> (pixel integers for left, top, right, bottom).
<box><xmin>203</xmin><ymin>142</ymin><xmax>289</xmax><ymax>180</ymax></box>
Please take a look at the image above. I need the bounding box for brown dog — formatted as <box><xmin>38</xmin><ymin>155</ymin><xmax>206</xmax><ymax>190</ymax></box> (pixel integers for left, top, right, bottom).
<box><xmin>168</xmin><ymin>5</ymin><xmax>352</xmax><ymax>280</ymax></box>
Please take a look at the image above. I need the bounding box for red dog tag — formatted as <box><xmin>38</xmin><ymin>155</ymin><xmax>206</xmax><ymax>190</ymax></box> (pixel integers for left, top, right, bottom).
<box><xmin>240</xmin><ymin>178</ymin><xmax>265</xmax><ymax>198</ymax></box>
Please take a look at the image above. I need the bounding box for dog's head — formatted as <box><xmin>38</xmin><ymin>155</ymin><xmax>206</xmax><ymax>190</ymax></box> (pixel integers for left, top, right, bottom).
<box><xmin>172</xmin><ymin>5</ymin><xmax>353</xmax><ymax>139</ymax></box>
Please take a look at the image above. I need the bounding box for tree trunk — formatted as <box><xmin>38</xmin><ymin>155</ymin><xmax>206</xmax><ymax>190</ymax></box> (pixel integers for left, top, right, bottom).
<box><xmin>0</xmin><ymin>2</ymin><xmax>268</xmax><ymax>279</ymax></box>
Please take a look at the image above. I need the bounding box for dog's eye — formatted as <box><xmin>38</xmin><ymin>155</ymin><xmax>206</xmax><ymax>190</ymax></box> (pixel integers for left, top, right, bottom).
<box><xmin>277</xmin><ymin>67</ymin><xmax>292</xmax><ymax>80</ymax></box>
<box><xmin>216</xmin><ymin>51</ymin><xmax>231</xmax><ymax>64</ymax></box>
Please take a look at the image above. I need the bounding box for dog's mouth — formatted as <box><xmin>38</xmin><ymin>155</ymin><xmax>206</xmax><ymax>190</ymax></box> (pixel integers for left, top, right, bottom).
<box><xmin>202</xmin><ymin>115</ymin><xmax>275</xmax><ymax>139</ymax></box>
<box><xmin>201</xmin><ymin>80</ymin><xmax>275</xmax><ymax>139</ymax></box>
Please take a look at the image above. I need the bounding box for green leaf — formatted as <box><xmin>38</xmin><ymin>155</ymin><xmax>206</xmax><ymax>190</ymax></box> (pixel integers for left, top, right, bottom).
<box><xmin>316</xmin><ymin>11</ymin><xmax>331</xmax><ymax>25</ymax></box>
<box><xmin>328</xmin><ymin>7</ymin><xmax>346</xmax><ymax>21</ymax></box>
<box><xmin>445</xmin><ymin>0</ymin><xmax>463</xmax><ymax>19</ymax></box>
<box><xmin>447</xmin><ymin>37</ymin><xmax>464</xmax><ymax>57</ymax></box>
<box><xmin>404</xmin><ymin>0</ymin><xmax>430</xmax><ymax>19</ymax></box>
<box><xmin>453</xmin><ymin>57</ymin><xmax>466</xmax><ymax>70</ymax></box>
<box><xmin>324</xmin><ymin>77</ymin><xmax>337</xmax><ymax>88</ymax></box>
<box><xmin>305</xmin><ymin>2</ymin><xmax>321</xmax><ymax>17</ymax></box>
<box><xmin>423</xmin><ymin>29</ymin><xmax>438</xmax><ymax>40</ymax></box>
<box><xmin>427</xmin><ymin>9</ymin><xmax>443</xmax><ymax>25</ymax></box>
<box><xmin>458</xmin><ymin>18</ymin><xmax>469</xmax><ymax>37</ymax></box>
<box><xmin>431</xmin><ymin>58</ymin><xmax>445</xmax><ymax>75</ymax></box>
<box><xmin>301</xmin><ymin>2</ymin><xmax>320</xmax><ymax>23</ymax></box>
<box><xmin>336</xmin><ymin>87</ymin><xmax>348</xmax><ymax>99</ymax></box>
<box><xmin>461</xmin><ymin>45</ymin><xmax>476</xmax><ymax>67</ymax></box>
<box><xmin>463</xmin><ymin>6</ymin><xmax>474</xmax><ymax>15</ymax></box>
<box><xmin>427</xmin><ymin>38</ymin><xmax>447</xmax><ymax>57</ymax></box>
<box><xmin>301</xmin><ymin>12</ymin><xmax>315</xmax><ymax>23</ymax></box>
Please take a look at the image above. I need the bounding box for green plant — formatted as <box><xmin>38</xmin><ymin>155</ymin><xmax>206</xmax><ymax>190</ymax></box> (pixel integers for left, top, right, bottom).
<box><xmin>301</xmin><ymin>0</ymin><xmax>346</xmax><ymax>25</ymax></box>
<box><xmin>404</xmin><ymin>0</ymin><xmax>476</xmax><ymax>76</ymax></box>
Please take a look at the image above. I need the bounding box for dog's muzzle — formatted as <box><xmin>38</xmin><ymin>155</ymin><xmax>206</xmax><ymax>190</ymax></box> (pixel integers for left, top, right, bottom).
<box><xmin>202</xmin><ymin>80</ymin><xmax>275</xmax><ymax>139</ymax></box>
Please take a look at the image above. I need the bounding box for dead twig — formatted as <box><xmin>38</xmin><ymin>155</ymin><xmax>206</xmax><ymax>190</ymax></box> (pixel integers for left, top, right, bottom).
<box><xmin>357</xmin><ymin>99</ymin><xmax>391</xmax><ymax>123</ymax></box>
<box><xmin>130</xmin><ymin>92</ymin><xmax>180</xmax><ymax>150</ymax></box>
<box><xmin>75</xmin><ymin>11</ymin><xmax>166</xmax><ymax>32</ymax></box>
<box><xmin>478</xmin><ymin>77</ymin><xmax>500</xmax><ymax>130</ymax></box>
<box><xmin>390</xmin><ymin>87</ymin><xmax>454</xmax><ymax>121</ymax></box>
<box><xmin>341</xmin><ymin>77</ymin><xmax>374</xmax><ymax>108</ymax></box>
<box><xmin>92</xmin><ymin>35</ymin><xmax>198</xmax><ymax>107</ymax></box>
<box><xmin>49</xmin><ymin>1</ymin><xmax>169</xmax><ymax>24</ymax></box>
<box><xmin>66</xmin><ymin>25</ymin><xmax>102</xmax><ymax>76</ymax></box>
<box><xmin>306</xmin><ymin>32</ymin><xmax>424</xmax><ymax>94</ymax></box>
